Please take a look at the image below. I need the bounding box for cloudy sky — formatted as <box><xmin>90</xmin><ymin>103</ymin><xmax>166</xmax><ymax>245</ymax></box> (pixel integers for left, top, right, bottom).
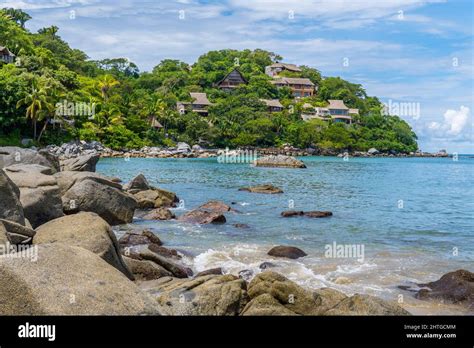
<box><xmin>3</xmin><ymin>0</ymin><xmax>473</xmax><ymax>152</ymax></box>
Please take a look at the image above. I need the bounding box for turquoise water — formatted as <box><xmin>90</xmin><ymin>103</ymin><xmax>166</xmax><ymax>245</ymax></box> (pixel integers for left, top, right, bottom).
<box><xmin>98</xmin><ymin>156</ymin><xmax>474</xmax><ymax>314</ymax></box>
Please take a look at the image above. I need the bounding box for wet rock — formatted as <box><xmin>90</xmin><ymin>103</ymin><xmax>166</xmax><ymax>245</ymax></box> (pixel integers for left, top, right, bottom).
<box><xmin>238</xmin><ymin>269</ymin><xmax>253</xmax><ymax>281</ymax></box>
<box><xmin>141</xmin><ymin>208</ymin><xmax>175</xmax><ymax>220</ymax></box>
<box><xmin>123</xmin><ymin>256</ymin><xmax>172</xmax><ymax>280</ymax></box>
<box><xmin>198</xmin><ymin>200</ymin><xmax>233</xmax><ymax>213</ymax></box>
<box><xmin>281</xmin><ymin>210</ymin><xmax>332</xmax><ymax>218</ymax></box>
<box><xmin>61</xmin><ymin>178</ymin><xmax>137</xmax><ymax>226</ymax></box>
<box><xmin>196</xmin><ymin>267</ymin><xmax>223</xmax><ymax>277</ymax></box>
<box><xmin>255</xmin><ymin>155</ymin><xmax>306</xmax><ymax>169</ymax></box>
<box><xmin>239</xmin><ymin>184</ymin><xmax>283</xmax><ymax>194</ymax></box>
<box><xmin>140</xmin><ymin>249</ymin><xmax>190</xmax><ymax>278</ymax></box>
<box><xmin>148</xmin><ymin>243</ymin><xmax>181</xmax><ymax>259</ymax></box>
<box><xmin>139</xmin><ymin>274</ymin><xmax>249</xmax><ymax>315</ymax></box>
<box><xmin>0</xmin><ymin>243</ymin><xmax>159</xmax><ymax>315</ymax></box>
<box><xmin>259</xmin><ymin>262</ymin><xmax>277</xmax><ymax>270</ymax></box>
<box><xmin>34</xmin><ymin>212</ymin><xmax>133</xmax><ymax>280</ymax></box>
<box><xmin>178</xmin><ymin>209</ymin><xmax>226</xmax><ymax>224</ymax></box>
<box><xmin>118</xmin><ymin>229</ymin><xmax>163</xmax><ymax>247</ymax></box>
<box><xmin>0</xmin><ymin>170</ymin><xmax>25</xmax><ymax>225</ymax></box>
<box><xmin>60</xmin><ymin>154</ymin><xmax>100</xmax><ymax>172</ymax></box>
<box><xmin>324</xmin><ymin>294</ymin><xmax>410</xmax><ymax>316</ymax></box>
<box><xmin>415</xmin><ymin>270</ymin><xmax>473</xmax><ymax>308</ymax></box>
<box><xmin>267</xmin><ymin>245</ymin><xmax>307</xmax><ymax>259</ymax></box>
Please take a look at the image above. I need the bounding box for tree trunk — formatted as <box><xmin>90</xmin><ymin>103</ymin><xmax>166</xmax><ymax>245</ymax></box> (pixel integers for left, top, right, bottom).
<box><xmin>33</xmin><ymin>119</ymin><xmax>37</xmax><ymax>140</ymax></box>
<box><xmin>37</xmin><ymin>120</ymin><xmax>48</xmax><ymax>143</ymax></box>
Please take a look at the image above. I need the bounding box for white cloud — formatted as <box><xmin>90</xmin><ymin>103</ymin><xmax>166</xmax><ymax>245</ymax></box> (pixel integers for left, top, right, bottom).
<box><xmin>425</xmin><ymin>106</ymin><xmax>470</xmax><ymax>138</ymax></box>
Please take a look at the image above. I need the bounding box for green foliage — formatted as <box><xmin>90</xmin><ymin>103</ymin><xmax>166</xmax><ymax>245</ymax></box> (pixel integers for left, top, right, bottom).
<box><xmin>0</xmin><ymin>10</ymin><xmax>418</xmax><ymax>152</ymax></box>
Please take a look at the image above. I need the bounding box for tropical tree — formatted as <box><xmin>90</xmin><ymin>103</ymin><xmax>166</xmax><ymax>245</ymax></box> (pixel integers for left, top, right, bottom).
<box><xmin>97</xmin><ymin>74</ymin><xmax>119</xmax><ymax>101</ymax></box>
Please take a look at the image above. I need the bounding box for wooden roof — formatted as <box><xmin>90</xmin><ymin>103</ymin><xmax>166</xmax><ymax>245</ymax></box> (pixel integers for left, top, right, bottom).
<box><xmin>327</xmin><ymin>100</ymin><xmax>349</xmax><ymax>110</ymax></box>
<box><xmin>190</xmin><ymin>92</ymin><xmax>212</xmax><ymax>105</ymax></box>
<box><xmin>268</xmin><ymin>62</ymin><xmax>302</xmax><ymax>72</ymax></box>
<box><xmin>216</xmin><ymin>68</ymin><xmax>248</xmax><ymax>86</ymax></box>
<box><xmin>260</xmin><ymin>99</ymin><xmax>283</xmax><ymax>108</ymax></box>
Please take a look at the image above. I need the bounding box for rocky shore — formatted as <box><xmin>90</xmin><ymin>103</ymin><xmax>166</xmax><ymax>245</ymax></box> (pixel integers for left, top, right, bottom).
<box><xmin>43</xmin><ymin>140</ymin><xmax>451</xmax><ymax>160</ymax></box>
<box><xmin>0</xmin><ymin>146</ymin><xmax>471</xmax><ymax>315</ymax></box>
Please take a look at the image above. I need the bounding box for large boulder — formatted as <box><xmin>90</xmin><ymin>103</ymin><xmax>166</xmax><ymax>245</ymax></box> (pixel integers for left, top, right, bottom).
<box><xmin>0</xmin><ymin>243</ymin><xmax>159</xmax><ymax>315</ymax></box>
<box><xmin>267</xmin><ymin>245</ymin><xmax>307</xmax><ymax>259</ymax></box>
<box><xmin>247</xmin><ymin>271</ymin><xmax>330</xmax><ymax>315</ymax></box>
<box><xmin>54</xmin><ymin>171</ymin><xmax>122</xmax><ymax>196</ymax></box>
<box><xmin>239</xmin><ymin>184</ymin><xmax>283</xmax><ymax>194</ymax></box>
<box><xmin>34</xmin><ymin>212</ymin><xmax>133</xmax><ymax>280</ymax></box>
<box><xmin>198</xmin><ymin>200</ymin><xmax>233</xmax><ymax>213</ymax></box>
<box><xmin>60</xmin><ymin>154</ymin><xmax>100</xmax><ymax>172</ymax></box>
<box><xmin>0</xmin><ymin>170</ymin><xmax>25</xmax><ymax>225</ymax></box>
<box><xmin>0</xmin><ymin>147</ymin><xmax>60</xmax><ymax>173</ymax></box>
<box><xmin>324</xmin><ymin>294</ymin><xmax>410</xmax><ymax>316</ymax></box>
<box><xmin>132</xmin><ymin>188</ymin><xmax>179</xmax><ymax>209</ymax></box>
<box><xmin>61</xmin><ymin>179</ymin><xmax>137</xmax><ymax>225</ymax></box>
<box><xmin>118</xmin><ymin>230</ymin><xmax>162</xmax><ymax>248</ymax></box>
<box><xmin>415</xmin><ymin>270</ymin><xmax>473</xmax><ymax>308</ymax></box>
<box><xmin>141</xmin><ymin>208</ymin><xmax>175</xmax><ymax>220</ymax></box>
<box><xmin>178</xmin><ymin>209</ymin><xmax>226</xmax><ymax>224</ymax></box>
<box><xmin>139</xmin><ymin>274</ymin><xmax>249</xmax><ymax>315</ymax></box>
<box><xmin>255</xmin><ymin>155</ymin><xmax>306</xmax><ymax>169</ymax></box>
<box><xmin>4</xmin><ymin>166</ymin><xmax>63</xmax><ymax>228</ymax></box>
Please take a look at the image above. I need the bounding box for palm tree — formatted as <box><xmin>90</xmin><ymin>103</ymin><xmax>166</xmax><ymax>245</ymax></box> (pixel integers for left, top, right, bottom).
<box><xmin>16</xmin><ymin>81</ymin><xmax>53</xmax><ymax>140</ymax></box>
<box><xmin>97</xmin><ymin>75</ymin><xmax>120</xmax><ymax>101</ymax></box>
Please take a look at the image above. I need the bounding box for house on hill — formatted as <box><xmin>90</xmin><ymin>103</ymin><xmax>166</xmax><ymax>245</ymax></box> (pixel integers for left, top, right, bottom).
<box><xmin>271</xmin><ymin>77</ymin><xmax>315</xmax><ymax>97</ymax></box>
<box><xmin>265</xmin><ymin>62</ymin><xmax>302</xmax><ymax>77</ymax></box>
<box><xmin>301</xmin><ymin>100</ymin><xmax>356</xmax><ymax>124</ymax></box>
<box><xmin>216</xmin><ymin>68</ymin><xmax>248</xmax><ymax>91</ymax></box>
<box><xmin>177</xmin><ymin>92</ymin><xmax>213</xmax><ymax>116</ymax></box>
<box><xmin>0</xmin><ymin>46</ymin><xmax>15</xmax><ymax>64</ymax></box>
<box><xmin>260</xmin><ymin>99</ymin><xmax>284</xmax><ymax>112</ymax></box>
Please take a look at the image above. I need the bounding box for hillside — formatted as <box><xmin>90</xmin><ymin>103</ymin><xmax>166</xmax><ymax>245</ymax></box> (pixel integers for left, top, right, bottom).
<box><xmin>0</xmin><ymin>8</ymin><xmax>418</xmax><ymax>153</ymax></box>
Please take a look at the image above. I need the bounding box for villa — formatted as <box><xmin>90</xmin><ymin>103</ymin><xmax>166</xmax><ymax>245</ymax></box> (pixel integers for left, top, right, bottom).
<box><xmin>260</xmin><ymin>99</ymin><xmax>284</xmax><ymax>112</ymax></box>
<box><xmin>265</xmin><ymin>62</ymin><xmax>302</xmax><ymax>77</ymax></box>
<box><xmin>301</xmin><ymin>100</ymin><xmax>358</xmax><ymax>124</ymax></box>
<box><xmin>0</xmin><ymin>46</ymin><xmax>15</xmax><ymax>64</ymax></box>
<box><xmin>271</xmin><ymin>77</ymin><xmax>315</xmax><ymax>97</ymax></box>
<box><xmin>216</xmin><ymin>68</ymin><xmax>248</xmax><ymax>91</ymax></box>
<box><xmin>177</xmin><ymin>92</ymin><xmax>213</xmax><ymax>116</ymax></box>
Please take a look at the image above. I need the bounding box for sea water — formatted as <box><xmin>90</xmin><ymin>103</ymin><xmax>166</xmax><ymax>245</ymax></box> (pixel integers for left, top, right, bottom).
<box><xmin>97</xmin><ymin>155</ymin><xmax>474</xmax><ymax>314</ymax></box>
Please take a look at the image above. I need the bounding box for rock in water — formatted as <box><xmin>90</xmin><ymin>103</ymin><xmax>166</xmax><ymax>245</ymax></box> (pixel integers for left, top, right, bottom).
<box><xmin>0</xmin><ymin>147</ymin><xmax>60</xmax><ymax>173</ymax></box>
<box><xmin>324</xmin><ymin>294</ymin><xmax>410</xmax><ymax>315</ymax></box>
<box><xmin>238</xmin><ymin>184</ymin><xmax>283</xmax><ymax>194</ymax></box>
<box><xmin>141</xmin><ymin>208</ymin><xmax>175</xmax><ymax>220</ymax></box>
<box><xmin>139</xmin><ymin>274</ymin><xmax>249</xmax><ymax>315</ymax></box>
<box><xmin>34</xmin><ymin>212</ymin><xmax>133</xmax><ymax>280</ymax></box>
<box><xmin>0</xmin><ymin>244</ymin><xmax>159</xmax><ymax>315</ymax></box>
<box><xmin>198</xmin><ymin>200</ymin><xmax>233</xmax><ymax>213</ymax></box>
<box><xmin>281</xmin><ymin>210</ymin><xmax>332</xmax><ymax>218</ymax></box>
<box><xmin>177</xmin><ymin>209</ymin><xmax>226</xmax><ymax>224</ymax></box>
<box><xmin>61</xmin><ymin>179</ymin><xmax>137</xmax><ymax>225</ymax></box>
<box><xmin>124</xmin><ymin>173</ymin><xmax>151</xmax><ymax>192</ymax></box>
<box><xmin>4</xmin><ymin>166</ymin><xmax>63</xmax><ymax>228</ymax></box>
<box><xmin>139</xmin><ymin>250</ymin><xmax>190</xmax><ymax>278</ymax></box>
<box><xmin>0</xmin><ymin>170</ymin><xmax>25</xmax><ymax>225</ymax></box>
<box><xmin>195</xmin><ymin>268</ymin><xmax>224</xmax><ymax>277</ymax></box>
<box><xmin>255</xmin><ymin>155</ymin><xmax>306</xmax><ymax>168</ymax></box>
<box><xmin>415</xmin><ymin>269</ymin><xmax>473</xmax><ymax>308</ymax></box>
<box><xmin>60</xmin><ymin>154</ymin><xmax>100</xmax><ymax>172</ymax></box>
<box><xmin>267</xmin><ymin>245</ymin><xmax>307</xmax><ymax>259</ymax></box>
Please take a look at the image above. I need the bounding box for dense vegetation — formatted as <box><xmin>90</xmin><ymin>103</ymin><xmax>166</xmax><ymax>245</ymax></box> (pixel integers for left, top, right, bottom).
<box><xmin>0</xmin><ymin>9</ymin><xmax>418</xmax><ymax>152</ymax></box>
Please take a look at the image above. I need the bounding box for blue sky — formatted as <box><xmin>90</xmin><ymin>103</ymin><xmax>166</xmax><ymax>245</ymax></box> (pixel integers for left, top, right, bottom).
<box><xmin>2</xmin><ymin>0</ymin><xmax>473</xmax><ymax>152</ymax></box>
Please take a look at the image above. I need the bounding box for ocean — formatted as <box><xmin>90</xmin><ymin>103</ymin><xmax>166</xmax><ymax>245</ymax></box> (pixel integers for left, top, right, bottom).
<box><xmin>97</xmin><ymin>155</ymin><xmax>474</xmax><ymax>315</ymax></box>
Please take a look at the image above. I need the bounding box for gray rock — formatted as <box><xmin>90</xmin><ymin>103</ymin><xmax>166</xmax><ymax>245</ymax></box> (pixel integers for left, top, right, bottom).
<box><xmin>123</xmin><ymin>256</ymin><xmax>172</xmax><ymax>280</ymax></box>
<box><xmin>61</xmin><ymin>179</ymin><xmax>137</xmax><ymax>226</ymax></box>
<box><xmin>140</xmin><ymin>249</ymin><xmax>190</xmax><ymax>278</ymax></box>
<box><xmin>239</xmin><ymin>184</ymin><xmax>283</xmax><ymax>194</ymax></box>
<box><xmin>124</xmin><ymin>173</ymin><xmax>151</xmax><ymax>192</ymax></box>
<box><xmin>0</xmin><ymin>147</ymin><xmax>60</xmax><ymax>173</ymax></box>
<box><xmin>0</xmin><ymin>219</ymin><xmax>35</xmax><ymax>244</ymax></box>
<box><xmin>255</xmin><ymin>155</ymin><xmax>306</xmax><ymax>168</ymax></box>
<box><xmin>60</xmin><ymin>154</ymin><xmax>100</xmax><ymax>172</ymax></box>
<box><xmin>178</xmin><ymin>209</ymin><xmax>226</xmax><ymax>224</ymax></box>
<box><xmin>0</xmin><ymin>170</ymin><xmax>25</xmax><ymax>225</ymax></box>
<box><xmin>267</xmin><ymin>245</ymin><xmax>307</xmax><ymax>259</ymax></box>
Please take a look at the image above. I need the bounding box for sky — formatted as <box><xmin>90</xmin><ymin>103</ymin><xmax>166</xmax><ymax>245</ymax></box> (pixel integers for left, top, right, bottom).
<box><xmin>2</xmin><ymin>0</ymin><xmax>473</xmax><ymax>153</ymax></box>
